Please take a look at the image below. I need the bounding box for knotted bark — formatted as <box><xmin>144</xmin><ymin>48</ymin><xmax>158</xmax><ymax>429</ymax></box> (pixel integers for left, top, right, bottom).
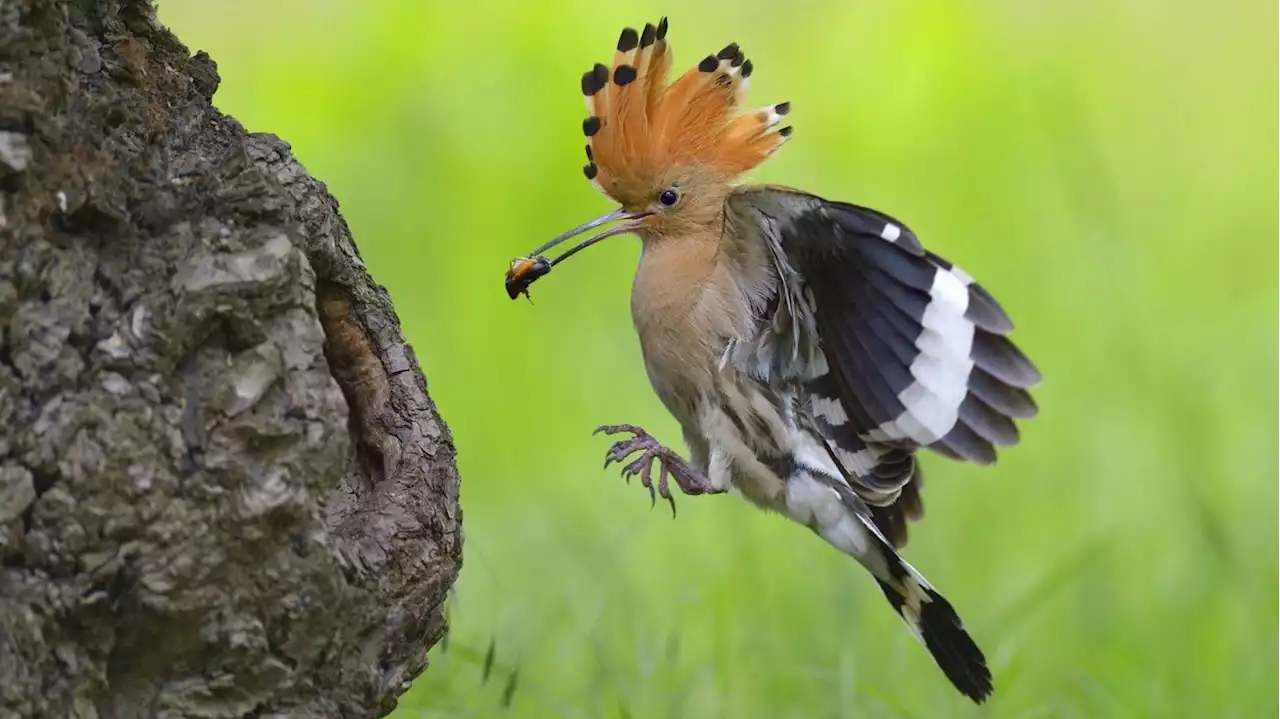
<box><xmin>0</xmin><ymin>1</ymin><xmax>462</xmax><ymax>716</ymax></box>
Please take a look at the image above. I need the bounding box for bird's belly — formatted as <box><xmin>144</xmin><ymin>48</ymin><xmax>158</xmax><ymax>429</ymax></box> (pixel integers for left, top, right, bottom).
<box><xmin>698</xmin><ymin>372</ymin><xmax>799</xmax><ymax>512</ymax></box>
<box><xmin>635</xmin><ymin>321</ymin><xmax>794</xmax><ymax>510</ymax></box>
<box><xmin>726</xmin><ymin>453</ymin><xmax>791</xmax><ymax>512</ymax></box>
<box><xmin>633</xmin><ymin>311</ymin><xmax>718</xmax><ymax>428</ymax></box>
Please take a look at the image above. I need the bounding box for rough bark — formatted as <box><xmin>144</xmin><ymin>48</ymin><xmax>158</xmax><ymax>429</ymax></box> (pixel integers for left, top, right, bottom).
<box><xmin>0</xmin><ymin>1</ymin><xmax>463</xmax><ymax>717</ymax></box>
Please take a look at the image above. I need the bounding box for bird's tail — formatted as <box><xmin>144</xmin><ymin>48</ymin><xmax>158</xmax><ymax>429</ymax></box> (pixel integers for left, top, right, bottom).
<box><xmin>872</xmin><ymin>547</ymin><xmax>993</xmax><ymax>704</ymax></box>
<box><xmin>788</xmin><ymin>467</ymin><xmax>993</xmax><ymax>702</ymax></box>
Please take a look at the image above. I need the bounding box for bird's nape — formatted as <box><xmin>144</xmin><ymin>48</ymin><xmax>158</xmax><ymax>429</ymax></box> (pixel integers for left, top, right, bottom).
<box><xmin>504</xmin><ymin>207</ymin><xmax>649</xmax><ymax>300</ymax></box>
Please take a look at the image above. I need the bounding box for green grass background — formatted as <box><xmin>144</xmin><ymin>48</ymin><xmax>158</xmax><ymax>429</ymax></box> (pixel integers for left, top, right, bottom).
<box><xmin>160</xmin><ymin>1</ymin><xmax>1277</xmax><ymax>717</ymax></box>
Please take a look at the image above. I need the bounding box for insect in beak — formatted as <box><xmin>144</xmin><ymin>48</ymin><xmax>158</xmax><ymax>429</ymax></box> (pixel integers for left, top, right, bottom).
<box><xmin>503</xmin><ymin>207</ymin><xmax>651</xmax><ymax>301</ymax></box>
<box><xmin>505</xmin><ymin>256</ymin><xmax>552</xmax><ymax>301</ymax></box>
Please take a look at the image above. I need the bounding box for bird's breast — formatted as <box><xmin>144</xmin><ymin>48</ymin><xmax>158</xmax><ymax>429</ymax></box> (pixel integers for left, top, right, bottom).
<box><xmin>629</xmin><ymin>234</ymin><xmax>752</xmax><ymax>422</ymax></box>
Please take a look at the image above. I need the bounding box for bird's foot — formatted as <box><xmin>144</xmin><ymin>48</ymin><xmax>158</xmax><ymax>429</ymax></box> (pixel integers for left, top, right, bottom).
<box><xmin>594</xmin><ymin>424</ymin><xmax>725</xmax><ymax>516</ymax></box>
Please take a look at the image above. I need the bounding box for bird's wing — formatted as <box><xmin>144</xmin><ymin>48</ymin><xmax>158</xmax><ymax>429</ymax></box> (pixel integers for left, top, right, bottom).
<box><xmin>724</xmin><ymin>185</ymin><xmax>1040</xmax><ymax>545</ymax></box>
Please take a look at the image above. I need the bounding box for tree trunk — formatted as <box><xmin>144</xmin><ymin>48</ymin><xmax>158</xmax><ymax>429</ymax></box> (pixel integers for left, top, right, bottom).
<box><xmin>0</xmin><ymin>1</ymin><xmax>463</xmax><ymax>716</ymax></box>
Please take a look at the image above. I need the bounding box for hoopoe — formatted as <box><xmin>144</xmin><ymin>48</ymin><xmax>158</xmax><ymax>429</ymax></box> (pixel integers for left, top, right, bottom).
<box><xmin>506</xmin><ymin>18</ymin><xmax>1040</xmax><ymax>703</ymax></box>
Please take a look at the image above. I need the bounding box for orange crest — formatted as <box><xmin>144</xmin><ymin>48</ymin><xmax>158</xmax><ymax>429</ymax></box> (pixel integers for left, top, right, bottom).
<box><xmin>580</xmin><ymin>18</ymin><xmax>792</xmax><ymax>205</ymax></box>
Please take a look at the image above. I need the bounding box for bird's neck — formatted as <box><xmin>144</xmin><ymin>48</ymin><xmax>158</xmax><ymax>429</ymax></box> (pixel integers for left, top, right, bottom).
<box><xmin>630</xmin><ymin>225</ymin><xmax>752</xmax><ymax>415</ymax></box>
<box><xmin>631</xmin><ymin>224</ymin><xmax>734</xmax><ymax>327</ymax></box>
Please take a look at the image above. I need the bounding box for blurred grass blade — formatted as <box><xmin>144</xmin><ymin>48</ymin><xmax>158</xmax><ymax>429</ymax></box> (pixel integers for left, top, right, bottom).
<box><xmin>991</xmin><ymin>533</ymin><xmax>1112</xmax><ymax>631</ymax></box>
<box><xmin>482</xmin><ymin>637</ymin><xmax>497</xmax><ymax>684</ymax></box>
<box><xmin>502</xmin><ymin>667</ymin><xmax>520</xmax><ymax>708</ymax></box>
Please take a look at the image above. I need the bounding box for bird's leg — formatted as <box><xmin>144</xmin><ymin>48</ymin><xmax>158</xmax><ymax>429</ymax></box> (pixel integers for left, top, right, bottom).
<box><xmin>595</xmin><ymin>424</ymin><xmax>724</xmax><ymax>516</ymax></box>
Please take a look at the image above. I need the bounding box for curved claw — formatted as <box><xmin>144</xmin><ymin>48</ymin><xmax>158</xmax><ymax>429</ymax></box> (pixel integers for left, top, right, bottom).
<box><xmin>604</xmin><ymin>439</ymin><xmax>642</xmax><ymax>469</ymax></box>
<box><xmin>641</xmin><ymin>458</ymin><xmax>655</xmax><ymax>504</ymax></box>
<box><xmin>657</xmin><ymin>463</ymin><xmax>676</xmax><ymax>518</ymax></box>
<box><xmin>595</xmin><ymin>424</ymin><xmax>718</xmax><ymax>510</ymax></box>
<box><xmin>595</xmin><ymin>423</ymin><xmax>643</xmax><ymax>437</ymax></box>
<box><xmin>623</xmin><ymin>454</ymin><xmax>648</xmax><ymax>478</ymax></box>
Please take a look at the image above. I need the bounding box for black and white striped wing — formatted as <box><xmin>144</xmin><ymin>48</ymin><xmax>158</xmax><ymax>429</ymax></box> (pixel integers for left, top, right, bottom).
<box><xmin>725</xmin><ymin>186</ymin><xmax>1040</xmax><ymax>542</ymax></box>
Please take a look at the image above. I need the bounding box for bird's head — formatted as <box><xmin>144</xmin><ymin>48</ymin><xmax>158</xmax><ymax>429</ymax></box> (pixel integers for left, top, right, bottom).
<box><xmin>506</xmin><ymin>18</ymin><xmax>791</xmax><ymax>299</ymax></box>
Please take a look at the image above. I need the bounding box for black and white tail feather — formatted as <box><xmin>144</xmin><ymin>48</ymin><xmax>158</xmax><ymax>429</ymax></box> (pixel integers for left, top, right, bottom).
<box><xmin>725</xmin><ymin>185</ymin><xmax>1041</xmax><ymax>703</ymax></box>
<box><xmin>808</xmin><ymin>460</ymin><xmax>993</xmax><ymax>701</ymax></box>
<box><xmin>872</xmin><ymin>565</ymin><xmax>994</xmax><ymax>704</ymax></box>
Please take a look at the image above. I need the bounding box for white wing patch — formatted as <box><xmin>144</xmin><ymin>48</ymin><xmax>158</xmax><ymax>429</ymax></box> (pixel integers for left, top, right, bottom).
<box><xmin>863</xmin><ymin>265</ymin><xmax>977</xmax><ymax>445</ymax></box>
<box><xmin>811</xmin><ymin>395</ymin><xmax>848</xmax><ymax>425</ymax></box>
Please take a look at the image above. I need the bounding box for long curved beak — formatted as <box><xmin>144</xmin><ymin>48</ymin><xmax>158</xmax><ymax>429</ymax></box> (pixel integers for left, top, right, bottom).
<box><xmin>505</xmin><ymin>207</ymin><xmax>651</xmax><ymax>301</ymax></box>
<box><xmin>531</xmin><ymin>207</ymin><xmax>650</xmax><ymax>268</ymax></box>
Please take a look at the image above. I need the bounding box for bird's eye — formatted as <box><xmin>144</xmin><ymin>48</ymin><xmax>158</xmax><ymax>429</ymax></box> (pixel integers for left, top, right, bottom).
<box><xmin>658</xmin><ymin>188</ymin><xmax>680</xmax><ymax>207</ymax></box>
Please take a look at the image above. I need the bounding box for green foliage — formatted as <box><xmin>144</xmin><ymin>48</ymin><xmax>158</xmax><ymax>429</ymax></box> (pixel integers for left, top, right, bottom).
<box><xmin>162</xmin><ymin>1</ymin><xmax>1277</xmax><ymax>716</ymax></box>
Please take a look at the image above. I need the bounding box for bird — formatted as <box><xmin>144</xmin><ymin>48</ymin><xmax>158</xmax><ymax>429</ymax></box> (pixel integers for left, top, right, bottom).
<box><xmin>506</xmin><ymin>17</ymin><xmax>1040</xmax><ymax>704</ymax></box>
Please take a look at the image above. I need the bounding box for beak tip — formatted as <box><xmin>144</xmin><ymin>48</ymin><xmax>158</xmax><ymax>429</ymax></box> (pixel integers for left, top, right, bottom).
<box><xmin>512</xmin><ymin>207</ymin><xmax>639</xmax><ymax>299</ymax></box>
